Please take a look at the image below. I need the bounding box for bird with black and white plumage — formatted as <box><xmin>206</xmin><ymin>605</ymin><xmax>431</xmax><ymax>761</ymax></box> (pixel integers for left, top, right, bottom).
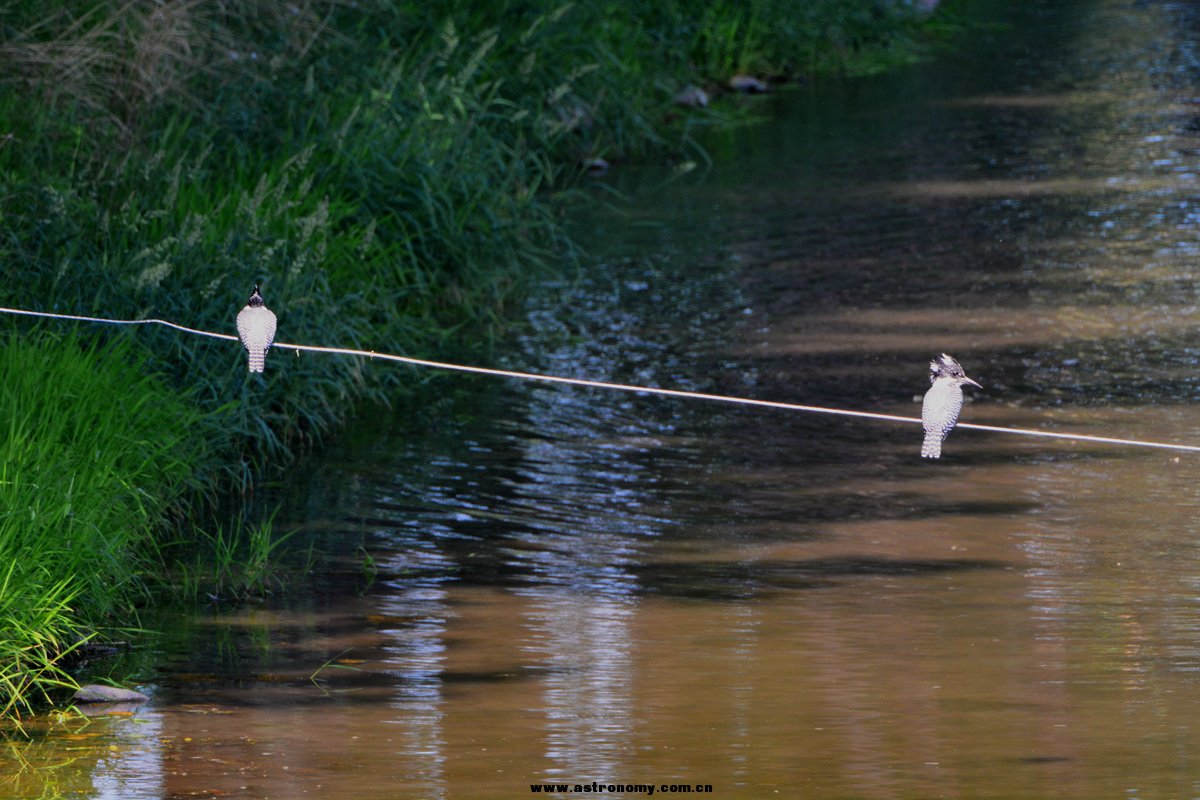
<box><xmin>235</xmin><ymin>284</ymin><xmax>277</xmax><ymax>373</ymax></box>
<box><xmin>921</xmin><ymin>353</ymin><xmax>981</xmax><ymax>459</ymax></box>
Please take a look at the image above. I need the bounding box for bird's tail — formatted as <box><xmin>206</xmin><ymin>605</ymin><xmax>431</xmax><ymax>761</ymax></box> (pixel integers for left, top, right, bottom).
<box><xmin>921</xmin><ymin>434</ymin><xmax>942</xmax><ymax>459</ymax></box>
<box><xmin>247</xmin><ymin>350</ymin><xmax>266</xmax><ymax>373</ymax></box>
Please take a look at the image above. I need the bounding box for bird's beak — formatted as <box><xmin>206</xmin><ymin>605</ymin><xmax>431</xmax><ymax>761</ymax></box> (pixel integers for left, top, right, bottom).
<box><xmin>964</xmin><ymin>377</ymin><xmax>982</xmax><ymax>389</ymax></box>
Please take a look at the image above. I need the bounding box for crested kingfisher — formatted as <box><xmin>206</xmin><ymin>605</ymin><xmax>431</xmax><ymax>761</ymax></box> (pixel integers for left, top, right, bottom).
<box><xmin>921</xmin><ymin>353</ymin><xmax>981</xmax><ymax>459</ymax></box>
<box><xmin>236</xmin><ymin>284</ymin><xmax>277</xmax><ymax>373</ymax></box>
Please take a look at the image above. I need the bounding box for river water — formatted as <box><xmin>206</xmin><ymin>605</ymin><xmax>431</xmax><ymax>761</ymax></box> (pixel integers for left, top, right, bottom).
<box><xmin>12</xmin><ymin>0</ymin><xmax>1200</xmax><ymax>797</ymax></box>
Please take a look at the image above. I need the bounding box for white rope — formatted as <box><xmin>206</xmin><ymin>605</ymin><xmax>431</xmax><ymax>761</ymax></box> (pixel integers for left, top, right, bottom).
<box><xmin>0</xmin><ymin>306</ymin><xmax>241</xmax><ymax>341</ymax></box>
<box><xmin>5</xmin><ymin>305</ymin><xmax>1200</xmax><ymax>454</ymax></box>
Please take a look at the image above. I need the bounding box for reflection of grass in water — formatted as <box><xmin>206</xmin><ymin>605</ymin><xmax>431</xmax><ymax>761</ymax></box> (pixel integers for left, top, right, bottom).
<box><xmin>310</xmin><ymin>648</ymin><xmax>366</xmax><ymax>697</ymax></box>
<box><xmin>0</xmin><ymin>715</ymin><xmax>108</xmax><ymax>798</ymax></box>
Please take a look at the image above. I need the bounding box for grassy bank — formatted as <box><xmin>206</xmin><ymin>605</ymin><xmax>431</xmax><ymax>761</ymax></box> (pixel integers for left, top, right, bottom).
<box><xmin>0</xmin><ymin>333</ymin><xmax>211</xmax><ymax>718</ymax></box>
<box><xmin>0</xmin><ymin>0</ymin><xmax>955</xmax><ymax>717</ymax></box>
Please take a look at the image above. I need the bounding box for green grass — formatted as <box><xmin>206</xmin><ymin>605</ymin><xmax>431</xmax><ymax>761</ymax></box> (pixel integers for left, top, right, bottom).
<box><xmin>0</xmin><ymin>0</ymin><xmax>960</xmax><ymax>718</ymax></box>
<box><xmin>174</xmin><ymin>509</ymin><xmax>310</xmax><ymax>603</ymax></box>
<box><xmin>0</xmin><ymin>332</ymin><xmax>211</xmax><ymax>718</ymax></box>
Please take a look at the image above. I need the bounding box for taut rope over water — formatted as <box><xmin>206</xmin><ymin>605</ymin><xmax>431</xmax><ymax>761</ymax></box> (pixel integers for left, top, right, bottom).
<box><xmin>2</xmin><ymin>304</ymin><xmax>1199</xmax><ymax>454</ymax></box>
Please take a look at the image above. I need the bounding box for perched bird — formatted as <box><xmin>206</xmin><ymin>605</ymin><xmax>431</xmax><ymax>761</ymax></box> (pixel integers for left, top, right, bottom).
<box><xmin>235</xmin><ymin>284</ymin><xmax>277</xmax><ymax>373</ymax></box>
<box><xmin>921</xmin><ymin>353</ymin><xmax>981</xmax><ymax>459</ymax></box>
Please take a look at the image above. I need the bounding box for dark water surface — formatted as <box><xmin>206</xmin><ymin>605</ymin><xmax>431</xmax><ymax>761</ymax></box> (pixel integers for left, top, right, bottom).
<box><xmin>14</xmin><ymin>0</ymin><xmax>1200</xmax><ymax>797</ymax></box>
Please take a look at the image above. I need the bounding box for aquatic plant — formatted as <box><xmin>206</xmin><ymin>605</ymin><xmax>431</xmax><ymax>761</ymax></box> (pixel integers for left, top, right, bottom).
<box><xmin>175</xmin><ymin>509</ymin><xmax>308</xmax><ymax>603</ymax></box>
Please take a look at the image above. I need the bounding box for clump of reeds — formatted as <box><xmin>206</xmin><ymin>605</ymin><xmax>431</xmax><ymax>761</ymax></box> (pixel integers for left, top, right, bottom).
<box><xmin>175</xmin><ymin>509</ymin><xmax>309</xmax><ymax>603</ymax></box>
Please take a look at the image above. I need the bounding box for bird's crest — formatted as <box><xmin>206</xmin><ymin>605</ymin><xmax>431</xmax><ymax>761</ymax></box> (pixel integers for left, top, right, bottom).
<box><xmin>929</xmin><ymin>353</ymin><xmax>966</xmax><ymax>382</ymax></box>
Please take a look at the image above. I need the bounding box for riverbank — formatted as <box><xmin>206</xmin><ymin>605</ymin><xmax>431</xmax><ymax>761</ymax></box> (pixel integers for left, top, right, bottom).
<box><xmin>0</xmin><ymin>0</ymin><xmax>960</xmax><ymax>718</ymax></box>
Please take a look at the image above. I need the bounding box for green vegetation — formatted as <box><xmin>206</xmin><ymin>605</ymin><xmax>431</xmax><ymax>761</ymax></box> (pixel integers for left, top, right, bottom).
<box><xmin>0</xmin><ymin>0</ymin><xmax>954</xmax><ymax>717</ymax></box>
<box><xmin>177</xmin><ymin>509</ymin><xmax>309</xmax><ymax>603</ymax></box>
<box><xmin>0</xmin><ymin>334</ymin><xmax>210</xmax><ymax>718</ymax></box>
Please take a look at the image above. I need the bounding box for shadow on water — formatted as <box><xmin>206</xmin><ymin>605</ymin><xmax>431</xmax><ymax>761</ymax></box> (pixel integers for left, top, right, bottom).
<box><xmin>20</xmin><ymin>0</ymin><xmax>1200</xmax><ymax>798</ymax></box>
<box><xmin>632</xmin><ymin>555</ymin><xmax>1010</xmax><ymax>601</ymax></box>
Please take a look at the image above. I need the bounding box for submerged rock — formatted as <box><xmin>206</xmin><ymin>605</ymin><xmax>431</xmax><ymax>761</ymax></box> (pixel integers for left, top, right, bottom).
<box><xmin>674</xmin><ymin>85</ymin><xmax>709</xmax><ymax>108</ymax></box>
<box><xmin>582</xmin><ymin>157</ymin><xmax>610</xmax><ymax>175</ymax></box>
<box><xmin>72</xmin><ymin>684</ymin><xmax>150</xmax><ymax>704</ymax></box>
<box><xmin>728</xmin><ymin>74</ymin><xmax>769</xmax><ymax>94</ymax></box>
